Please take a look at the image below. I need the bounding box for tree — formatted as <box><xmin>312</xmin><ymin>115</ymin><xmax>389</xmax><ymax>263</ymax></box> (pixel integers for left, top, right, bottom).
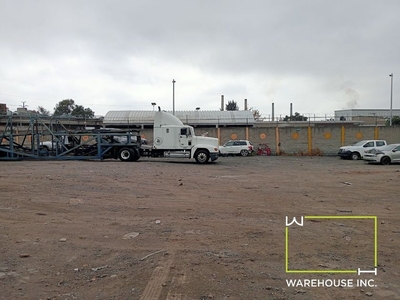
<box><xmin>54</xmin><ymin>99</ymin><xmax>76</xmax><ymax>116</ymax></box>
<box><xmin>386</xmin><ymin>116</ymin><xmax>400</xmax><ymax>126</ymax></box>
<box><xmin>53</xmin><ymin>99</ymin><xmax>95</xmax><ymax>118</ymax></box>
<box><xmin>283</xmin><ymin>112</ymin><xmax>308</xmax><ymax>121</ymax></box>
<box><xmin>226</xmin><ymin>100</ymin><xmax>239</xmax><ymax>111</ymax></box>
<box><xmin>37</xmin><ymin>106</ymin><xmax>50</xmax><ymax>116</ymax></box>
<box><xmin>71</xmin><ymin>105</ymin><xmax>95</xmax><ymax>118</ymax></box>
<box><xmin>249</xmin><ymin>107</ymin><xmax>262</xmax><ymax>121</ymax></box>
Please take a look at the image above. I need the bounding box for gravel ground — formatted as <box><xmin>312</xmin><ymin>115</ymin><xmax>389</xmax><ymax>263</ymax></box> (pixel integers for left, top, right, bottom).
<box><xmin>1</xmin><ymin>156</ymin><xmax>399</xmax><ymax>300</ymax></box>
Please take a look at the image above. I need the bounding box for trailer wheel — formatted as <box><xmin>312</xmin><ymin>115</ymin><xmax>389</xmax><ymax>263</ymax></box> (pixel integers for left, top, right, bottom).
<box><xmin>195</xmin><ymin>150</ymin><xmax>210</xmax><ymax>164</ymax></box>
<box><xmin>130</xmin><ymin>148</ymin><xmax>141</xmax><ymax>162</ymax></box>
<box><xmin>118</xmin><ymin>148</ymin><xmax>134</xmax><ymax>162</ymax></box>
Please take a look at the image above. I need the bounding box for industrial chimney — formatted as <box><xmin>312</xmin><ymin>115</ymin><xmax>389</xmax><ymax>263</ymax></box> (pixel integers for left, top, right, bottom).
<box><xmin>221</xmin><ymin>95</ymin><xmax>224</xmax><ymax>111</ymax></box>
<box><xmin>290</xmin><ymin>103</ymin><xmax>293</xmax><ymax>121</ymax></box>
<box><xmin>244</xmin><ymin>99</ymin><xmax>248</xmax><ymax>111</ymax></box>
<box><xmin>272</xmin><ymin>103</ymin><xmax>275</xmax><ymax>121</ymax></box>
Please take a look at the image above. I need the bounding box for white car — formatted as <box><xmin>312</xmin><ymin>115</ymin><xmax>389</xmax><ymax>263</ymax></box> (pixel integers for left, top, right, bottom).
<box><xmin>338</xmin><ymin>140</ymin><xmax>387</xmax><ymax>160</ymax></box>
<box><xmin>363</xmin><ymin>143</ymin><xmax>400</xmax><ymax>165</ymax></box>
<box><xmin>219</xmin><ymin>140</ymin><xmax>253</xmax><ymax>157</ymax></box>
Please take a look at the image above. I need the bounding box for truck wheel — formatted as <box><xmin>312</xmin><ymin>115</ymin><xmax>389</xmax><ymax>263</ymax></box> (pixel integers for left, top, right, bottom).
<box><xmin>195</xmin><ymin>150</ymin><xmax>210</xmax><ymax>164</ymax></box>
<box><xmin>130</xmin><ymin>148</ymin><xmax>141</xmax><ymax>162</ymax></box>
<box><xmin>381</xmin><ymin>156</ymin><xmax>391</xmax><ymax>165</ymax></box>
<box><xmin>118</xmin><ymin>148</ymin><xmax>134</xmax><ymax>162</ymax></box>
<box><xmin>240</xmin><ymin>150</ymin><xmax>249</xmax><ymax>156</ymax></box>
<box><xmin>350</xmin><ymin>152</ymin><xmax>360</xmax><ymax>160</ymax></box>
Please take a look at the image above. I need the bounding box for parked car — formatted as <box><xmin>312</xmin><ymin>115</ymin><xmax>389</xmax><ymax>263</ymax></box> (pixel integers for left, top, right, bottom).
<box><xmin>219</xmin><ymin>140</ymin><xmax>253</xmax><ymax>156</ymax></box>
<box><xmin>338</xmin><ymin>140</ymin><xmax>387</xmax><ymax>160</ymax></box>
<box><xmin>40</xmin><ymin>135</ymin><xmax>74</xmax><ymax>151</ymax></box>
<box><xmin>363</xmin><ymin>143</ymin><xmax>400</xmax><ymax>165</ymax></box>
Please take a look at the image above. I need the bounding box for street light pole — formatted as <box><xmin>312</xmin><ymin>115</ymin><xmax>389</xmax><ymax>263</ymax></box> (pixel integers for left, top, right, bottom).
<box><xmin>390</xmin><ymin>73</ymin><xmax>393</xmax><ymax>126</ymax></box>
<box><xmin>172</xmin><ymin>79</ymin><xmax>176</xmax><ymax>115</ymax></box>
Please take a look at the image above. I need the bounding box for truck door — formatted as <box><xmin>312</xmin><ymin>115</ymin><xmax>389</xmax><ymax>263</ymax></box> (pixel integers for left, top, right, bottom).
<box><xmin>362</xmin><ymin>141</ymin><xmax>375</xmax><ymax>152</ymax></box>
<box><xmin>179</xmin><ymin>127</ymin><xmax>192</xmax><ymax>148</ymax></box>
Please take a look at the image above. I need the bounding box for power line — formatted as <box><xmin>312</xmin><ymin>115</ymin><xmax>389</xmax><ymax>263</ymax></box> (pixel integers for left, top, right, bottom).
<box><xmin>0</xmin><ymin>93</ymin><xmax>146</xmax><ymax>108</ymax></box>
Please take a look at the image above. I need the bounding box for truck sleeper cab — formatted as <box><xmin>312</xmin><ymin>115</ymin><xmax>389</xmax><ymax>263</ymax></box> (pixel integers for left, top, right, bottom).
<box><xmin>144</xmin><ymin>111</ymin><xmax>219</xmax><ymax>164</ymax></box>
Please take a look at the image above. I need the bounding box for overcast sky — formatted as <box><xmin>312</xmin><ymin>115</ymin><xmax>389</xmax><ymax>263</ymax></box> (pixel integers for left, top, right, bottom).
<box><xmin>0</xmin><ymin>0</ymin><xmax>399</xmax><ymax>118</ymax></box>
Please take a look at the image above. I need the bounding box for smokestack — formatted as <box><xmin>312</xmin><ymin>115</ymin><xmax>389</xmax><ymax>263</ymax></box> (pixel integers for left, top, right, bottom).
<box><xmin>272</xmin><ymin>103</ymin><xmax>275</xmax><ymax>121</ymax></box>
<box><xmin>244</xmin><ymin>99</ymin><xmax>248</xmax><ymax>110</ymax></box>
<box><xmin>290</xmin><ymin>103</ymin><xmax>293</xmax><ymax>121</ymax></box>
<box><xmin>221</xmin><ymin>95</ymin><xmax>224</xmax><ymax>111</ymax></box>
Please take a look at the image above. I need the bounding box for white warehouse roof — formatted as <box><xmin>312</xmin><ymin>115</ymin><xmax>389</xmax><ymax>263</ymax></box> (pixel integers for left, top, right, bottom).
<box><xmin>104</xmin><ymin>110</ymin><xmax>255</xmax><ymax>126</ymax></box>
<box><xmin>335</xmin><ymin>109</ymin><xmax>400</xmax><ymax>119</ymax></box>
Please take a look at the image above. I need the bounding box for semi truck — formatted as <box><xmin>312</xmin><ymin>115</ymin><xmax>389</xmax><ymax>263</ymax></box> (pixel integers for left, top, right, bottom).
<box><xmin>0</xmin><ymin>110</ymin><xmax>219</xmax><ymax>164</ymax></box>
<box><xmin>140</xmin><ymin>110</ymin><xmax>219</xmax><ymax>164</ymax></box>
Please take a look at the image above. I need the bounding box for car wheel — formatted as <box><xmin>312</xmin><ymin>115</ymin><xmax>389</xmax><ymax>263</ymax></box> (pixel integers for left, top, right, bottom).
<box><xmin>240</xmin><ymin>149</ymin><xmax>249</xmax><ymax>156</ymax></box>
<box><xmin>381</xmin><ymin>156</ymin><xmax>391</xmax><ymax>165</ymax></box>
<box><xmin>195</xmin><ymin>150</ymin><xmax>210</xmax><ymax>164</ymax></box>
<box><xmin>350</xmin><ymin>152</ymin><xmax>360</xmax><ymax>160</ymax></box>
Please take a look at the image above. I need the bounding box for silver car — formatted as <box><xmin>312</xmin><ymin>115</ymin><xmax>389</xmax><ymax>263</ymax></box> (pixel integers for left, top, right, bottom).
<box><xmin>363</xmin><ymin>143</ymin><xmax>400</xmax><ymax>165</ymax></box>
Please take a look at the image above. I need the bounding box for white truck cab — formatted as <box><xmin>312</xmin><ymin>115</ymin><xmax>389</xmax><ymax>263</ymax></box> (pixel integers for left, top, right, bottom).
<box><xmin>149</xmin><ymin>111</ymin><xmax>219</xmax><ymax>163</ymax></box>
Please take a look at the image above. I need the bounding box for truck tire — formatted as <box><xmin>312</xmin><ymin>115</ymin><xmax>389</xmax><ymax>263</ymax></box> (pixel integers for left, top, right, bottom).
<box><xmin>130</xmin><ymin>148</ymin><xmax>141</xmax><ymax>162</ymax></box>
<box><xmin>195</xmin><ymin>150</ymin><xmax>210</xmax><ymax>164</ymax></box>
<box><xmin>350</xmin><ymin>152</ymin><xmax>360</xmax><ymax>160</ymax></box>
<box><xmin>118</xmin><ymin>148</ymin><xmax>134</xmax><ymax>162</ymax></box>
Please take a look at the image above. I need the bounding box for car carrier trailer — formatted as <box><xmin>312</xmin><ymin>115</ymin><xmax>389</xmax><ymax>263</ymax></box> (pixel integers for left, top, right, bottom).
<box><xmin>0</xmin><ymin>110</ymin><xmax>219</xmax><ymax>164</ymax></box>
<box><xmin>0</xmin><ymin>116</ymin><xmax>142</xmax><ymax>161</ymax></box>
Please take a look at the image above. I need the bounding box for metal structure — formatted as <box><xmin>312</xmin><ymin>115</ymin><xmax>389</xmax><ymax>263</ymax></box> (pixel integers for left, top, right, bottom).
<box><xmin>0</xmin><ymin>115</ymin><xmax>142</xmax><ymax>161</ymax></box>
<box><xmin>103</xmin><ymin>110</ymin><xmax>256</xmax><ymax>127</ymax></box>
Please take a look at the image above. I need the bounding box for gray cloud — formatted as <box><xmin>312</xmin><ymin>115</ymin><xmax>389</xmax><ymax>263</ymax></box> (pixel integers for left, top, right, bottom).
<box><xmin>0</xmin><ymin>0</ymin><xmax>399</xmax><ymax>116</ymax></box>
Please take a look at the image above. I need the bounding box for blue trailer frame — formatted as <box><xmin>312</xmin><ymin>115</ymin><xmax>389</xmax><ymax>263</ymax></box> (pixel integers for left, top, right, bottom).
<box><xmin>0</xmin><ymin>116</ymin><xmax>142</xmax><ymax>161</ymax></box>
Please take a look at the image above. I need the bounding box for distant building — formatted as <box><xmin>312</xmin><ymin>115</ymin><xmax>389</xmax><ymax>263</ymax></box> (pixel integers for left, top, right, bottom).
<box><xmin>0</xmin><ymin>103</ymin><xmax>7</xmax><ymax>115</ymax></box>
<box><xmin>103</xmin><ymin>110</ymin><xmax>256</xmax><ymax>128</ymax></box>
<box><xmin>334</xmin><ymin>109</ymin><xmax>400</xmax><ymax>125</ymax></box>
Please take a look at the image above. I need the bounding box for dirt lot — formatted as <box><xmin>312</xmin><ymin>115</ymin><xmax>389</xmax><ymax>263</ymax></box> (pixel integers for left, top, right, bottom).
<box><xmin>1</xmin><ymin>156</ymin><xmax>400</xmax><ymax>300</ymax></box>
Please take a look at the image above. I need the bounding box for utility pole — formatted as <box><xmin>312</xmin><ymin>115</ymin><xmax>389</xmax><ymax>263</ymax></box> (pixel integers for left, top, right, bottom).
<box><xmin>389</xmin><ymin>73</ymin><xmax>393</xmax><ymax>126</ymax></box>
<box><xmin>172</xmin><ymin>79</ymin><xmax>176</xmax><ymax>115</ymax></box>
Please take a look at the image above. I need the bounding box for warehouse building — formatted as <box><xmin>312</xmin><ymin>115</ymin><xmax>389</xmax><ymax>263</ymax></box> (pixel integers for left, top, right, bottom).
<box><xmin>103</xmin><ymin>110</ymin><xmax>256</xmax><ymax>128</ymax></box>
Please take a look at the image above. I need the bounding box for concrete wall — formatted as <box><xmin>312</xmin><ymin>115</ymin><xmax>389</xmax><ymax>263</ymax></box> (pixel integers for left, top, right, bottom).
<box><xmin>139</xmin><ymin>124</ymin><xmax>400</xmax><ymax>156</ymax></box>
<box><xmin>377</xmin><ymin>126</ymin><xmax>400</xmax><ymax>143</ymax></box>
<box><xmin>3</xmin><ymin>119</ymin><xmax>399</xmax><ymax>156</ymax></box>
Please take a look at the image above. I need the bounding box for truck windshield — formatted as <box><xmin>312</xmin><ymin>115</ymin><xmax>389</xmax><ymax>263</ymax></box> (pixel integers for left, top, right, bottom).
<box><xmin>352</xmin><ymin>141</ymin><xmax>368</xmax><ymax>146</ymax></box>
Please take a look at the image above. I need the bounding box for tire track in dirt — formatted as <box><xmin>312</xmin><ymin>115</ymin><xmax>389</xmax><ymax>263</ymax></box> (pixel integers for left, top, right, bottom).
<box><xmin>140</xmin><ymin>251</ymin><xmax>175</xmax><ymax>300</ymax></box>
<box><xmin>139</xmin><ymin>251</ymin><xmax>175</xmax><ymax>300</ymax></box>
<box><xmin>166</xmin><ymin>270</ymin><xmax>187</xmax><ymax>300</ymax></box>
